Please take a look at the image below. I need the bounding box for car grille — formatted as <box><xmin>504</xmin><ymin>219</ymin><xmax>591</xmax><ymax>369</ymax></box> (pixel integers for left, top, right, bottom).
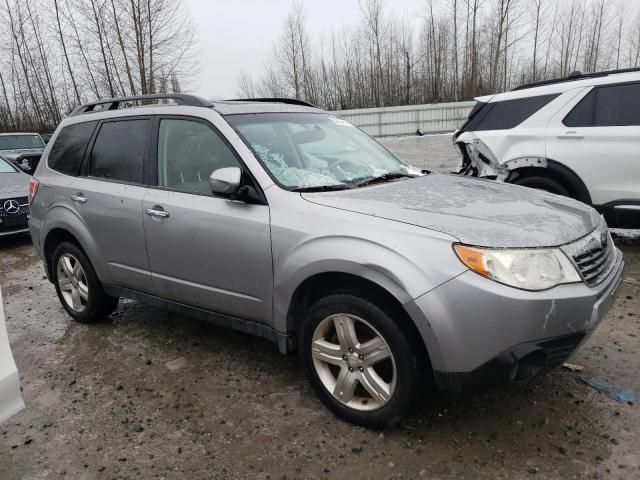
<box><xmin>562</xmin><ymin>221</ymin><xmax>616</xmax><ymax>287</ymax></box>
<box><xmin>573</xmin><ymin>241</ymin><xmax>615</xmax><ymax>285</ymax></box>
<box><xmin>0</xmin><ymin>196</ymin><xmax>30</xmax><ymax>217</ymax></box>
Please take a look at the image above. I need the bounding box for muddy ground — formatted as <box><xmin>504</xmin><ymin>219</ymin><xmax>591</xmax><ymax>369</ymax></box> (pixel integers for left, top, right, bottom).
<box><xmin>1</xmin><ymin>136</ymin><xmax>639</xmax><ymax>480</ymax></box>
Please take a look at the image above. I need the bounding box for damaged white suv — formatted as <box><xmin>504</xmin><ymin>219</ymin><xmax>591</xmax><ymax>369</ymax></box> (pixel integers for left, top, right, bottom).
<box><xmin>455</xmin><ymin>68</ymin><xmax>640</xmax><ymax>228</ymax></box>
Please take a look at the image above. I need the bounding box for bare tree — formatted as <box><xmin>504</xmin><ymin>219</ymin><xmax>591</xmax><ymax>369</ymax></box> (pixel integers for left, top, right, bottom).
<box><xmin>54</xmin><ymin>0</ymin><xmax>81</xmax><ymax>104</ymax></box>
<box><xmin>244</xmin><ymin>0</ymin><xmax>640</xmax><ymax>111</ymax></box>
<box><xmin>529</xmin><ymin>0</ymin><xmax>544</xmax><ymax>81</ymax></box>
<box><xmin>0</xmin><ymin>0</ymin><xmax>197</xmax><ymax>131</ymax></box>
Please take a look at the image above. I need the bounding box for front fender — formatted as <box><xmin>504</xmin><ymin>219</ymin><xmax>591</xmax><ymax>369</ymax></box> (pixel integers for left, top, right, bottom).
<box><xmin>272</xmin><ymin>234</ymin><xmax>462</xmax><ymax>335</ymax></box>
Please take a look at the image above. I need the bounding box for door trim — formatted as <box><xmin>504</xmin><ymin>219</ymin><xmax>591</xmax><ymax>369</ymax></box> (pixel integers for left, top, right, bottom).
<box><xmin>104</xmin><ymin>285</ymin><xmax>290</xmax><ymax>352</ymax></box>
<box><xmin>151</xmin><ymin>270</ymin><xmax>262</xmax><ymax>303</ymax></box>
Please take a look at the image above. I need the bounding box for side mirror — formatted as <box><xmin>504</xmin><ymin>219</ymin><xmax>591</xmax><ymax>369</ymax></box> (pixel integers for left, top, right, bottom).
<box><xmin>210</xmin><ymin>167</ymin><xmax>241</xmax><ymax>195</ymax></box>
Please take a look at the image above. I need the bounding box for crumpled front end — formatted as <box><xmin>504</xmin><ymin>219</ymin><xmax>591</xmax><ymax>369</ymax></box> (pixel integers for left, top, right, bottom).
<box><xmin>455</xmin><ymin>131</ymin><xmax>508</xmax><ymax>180</ymax></box>
<box><xmin>455</xmin><ymin>130</ymin><xmax>548</xmax><ymax>181</ymax></box>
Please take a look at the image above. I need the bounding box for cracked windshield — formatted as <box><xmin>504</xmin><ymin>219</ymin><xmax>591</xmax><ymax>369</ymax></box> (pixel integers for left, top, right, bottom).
<box><xmin>228</xmin><ymin>113</ymin><xmax>420</xmax><ymax>191</ymax></box>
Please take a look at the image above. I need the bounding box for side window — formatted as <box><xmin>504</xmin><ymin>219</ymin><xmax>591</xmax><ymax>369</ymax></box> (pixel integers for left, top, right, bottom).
<box><xmin>465</xmin><ymin>94</ymin><xmax>559</xmax><ymax>131</ymax></box>
<box><xmin>48</xmin><ymin>121</ymin><xmax>97</xmax><ymax>176</ymax></box>
<box><xmin>157</xmin><ymin>119</ymin><xmax>241</xmax><ymax>195</ymax></box>
<box><xmin>563</xmin><ymin>89</ymin><xmax>596</xmax><ymax>127</ymax></box>
<box><xmin>88</xmin><ymin>119</ymin><xmax>148</xmax><ymax>183</ymax></box>
<box><xmin>594</xmin><ymin>83</ymin><xmax>640</xmax><ymax>126</ymax></box>
<box><xmin>564</xmin><ymin>83</ymin><xmax>640</xmax><ymax>127</ymax></box>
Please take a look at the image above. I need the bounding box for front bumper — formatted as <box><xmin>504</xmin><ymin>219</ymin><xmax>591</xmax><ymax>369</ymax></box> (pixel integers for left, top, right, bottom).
<box><xmin>0</xmin><ymin>213</ymin><xmax>30</xmax><ymax>237</ymax></box>
<box><xmin>433</xmin><ymin>332</ymin><xmax>588</xmax><ymax>392</ymax></box>
<box><xmin>405</xmin><ymin>248</ymin><xmax>624</xmax><ymax>392</ymax></box>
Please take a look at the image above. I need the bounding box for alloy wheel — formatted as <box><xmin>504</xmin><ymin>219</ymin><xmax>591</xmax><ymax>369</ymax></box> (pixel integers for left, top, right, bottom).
<box><xmin>311</xmin><ymin>313</ymin><xmax>397</xmax><ymax>411</ymax></box>
<box><xmin>56</xmin><ymin>253</ymin><xmax>89</xmax><ymax>313</ymax></box>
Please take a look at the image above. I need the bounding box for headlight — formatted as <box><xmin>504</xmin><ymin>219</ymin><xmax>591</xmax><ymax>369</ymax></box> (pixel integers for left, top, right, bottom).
<box><xmin>454</xmin><ymin>244</ymin><xmax>581</xmax><ymax>291</ymax></box>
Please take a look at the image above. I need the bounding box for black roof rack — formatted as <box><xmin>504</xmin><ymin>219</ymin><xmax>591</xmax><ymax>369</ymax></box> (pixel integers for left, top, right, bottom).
<box><xmin>512</xmin><ymin>67</ymin><xmax>640</xmax><ymax>91</ymax></box>
<box><xmin>225</xmin><ymin>97</ymin><xmax>318</xmax><ymax>108</ymax></box>
<box><xmin>69</xmin><ymin>93</ymin><xmax>210</xmax><ymax>116</ymax></box>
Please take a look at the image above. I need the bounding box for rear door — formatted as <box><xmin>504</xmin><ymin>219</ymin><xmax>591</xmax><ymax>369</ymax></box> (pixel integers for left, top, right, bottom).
<box><xmin>546</xmin><ymin>82</ymin><xmax>640</xmax><ymax>207</ymax></box>
<box><xmin>142</xmin><ymin>116</ymin><xmax>273</xmax><ymax>323</ymax></box>
<box><xmin>70</xmin><ymin>117</ymin><xmax>153</xmax><ymax>292</ymax></box>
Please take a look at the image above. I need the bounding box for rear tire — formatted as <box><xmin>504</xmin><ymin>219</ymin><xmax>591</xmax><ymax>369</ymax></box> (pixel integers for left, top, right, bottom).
<box><xmin>300</xmin><ymin>293</ymin><xmax>425</xmax><ymax>428</ymax></box>
<box><xmin>52</xmin><ymin>242</ymin><xmax>118</xmax><ymax>323</ymax></box>
<box><xmin>512</xmin><ymin>174</ymin><xmax>571</xmax><ymax>197</ymax></box>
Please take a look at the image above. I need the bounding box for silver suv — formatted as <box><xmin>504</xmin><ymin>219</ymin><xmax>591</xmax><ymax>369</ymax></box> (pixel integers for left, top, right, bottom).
<box><xmin>29</xmin><ymin>94</ymin><xmax>624</xmax><ymax>428</ymax></box>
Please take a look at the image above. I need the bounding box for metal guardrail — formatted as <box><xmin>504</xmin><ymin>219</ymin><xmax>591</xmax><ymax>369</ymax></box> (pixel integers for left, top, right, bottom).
<box><xmin>334</xmin><ymin>101</ymin><xmax>476</xmax><ymax>137</ymax></box>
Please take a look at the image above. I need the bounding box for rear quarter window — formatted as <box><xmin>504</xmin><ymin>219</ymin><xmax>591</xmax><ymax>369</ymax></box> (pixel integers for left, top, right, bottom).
<box><xmin>464</xmin><ymin>94</ymin><xmax>559</xmax><ymax>131</ymax></box>
<box><xmin>48</xmin><ymin>121</ymin><xmax>98</xmax><ymax>176</ymax></box>
<box><xmin>563</xmin><ymin>89</ymin><xmax>596</xmax><ymax>127</ymax></box>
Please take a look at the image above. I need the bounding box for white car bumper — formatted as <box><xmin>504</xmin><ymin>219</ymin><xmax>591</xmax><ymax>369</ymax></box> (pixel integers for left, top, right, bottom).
<box><xmin>0</xmin><ymin>287</ymin><xmax>24</xmax><ymax>423</ymax></box>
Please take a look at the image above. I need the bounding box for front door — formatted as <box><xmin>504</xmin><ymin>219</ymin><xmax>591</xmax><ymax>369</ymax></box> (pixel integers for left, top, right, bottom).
<box><xmin>142</xmin><ymin>117</ymin><xmax>273</xmax><ymax>323</ymax></box>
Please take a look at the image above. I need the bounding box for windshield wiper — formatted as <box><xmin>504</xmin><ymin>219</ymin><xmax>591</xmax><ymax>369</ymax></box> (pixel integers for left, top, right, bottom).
<box><xmin>350</xmin><ymin>172</ymin><xmax>419</xmax><ymax>188</ymax></box>
<box><xmin>292</xmin><ymin>184</ymin><xmax>353</xmax><ymax>193</ymax></box>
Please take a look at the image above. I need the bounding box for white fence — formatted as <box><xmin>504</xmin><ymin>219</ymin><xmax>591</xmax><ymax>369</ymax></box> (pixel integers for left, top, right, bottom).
<box><xmin>334</xmin><ymin>101</ymin><xmax>476</xmax><ymax>137</ymax></box>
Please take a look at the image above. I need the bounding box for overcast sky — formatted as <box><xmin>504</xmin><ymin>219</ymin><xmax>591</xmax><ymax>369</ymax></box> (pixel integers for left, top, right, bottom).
<box><xmin>184</xmin><ymin>0</ymin><xmax>424</xmax><ymax>99</ymax></box>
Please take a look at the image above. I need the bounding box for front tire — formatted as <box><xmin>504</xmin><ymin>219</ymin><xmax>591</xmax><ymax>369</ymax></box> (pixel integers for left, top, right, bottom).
<box><xmin>52</xmin><ymin>242</ymin><xmax>118</xmax><ymax>323</ymax></box>
<box><xmin>512</xmin><ymin>174</ymin><xmax>570</xmax><ymax>197</ymax></box>
<box><xmin>300</xmin><ymin>294</ymin><xmax>425</xmax><ymax>428</ymax></box>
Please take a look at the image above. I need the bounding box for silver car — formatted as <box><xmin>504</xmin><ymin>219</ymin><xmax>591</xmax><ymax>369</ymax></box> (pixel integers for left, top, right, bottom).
<box><xmin>28</xmin><ymin>94</ymin><xmax>624</xmax><ymax>428</ymax></box>
<box><xmin>0</xmin><ymin>132</ymin><xmax>46</xmax><ymax>174</ymax></box>
<box><xmin>0</xmin><ymin>155</ymin><xmax>31</xmax><ymax>237</ymax></box>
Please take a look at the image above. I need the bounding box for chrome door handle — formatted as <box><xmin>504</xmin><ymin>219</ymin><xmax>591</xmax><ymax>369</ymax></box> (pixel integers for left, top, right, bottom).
<box><xmin>71</xmin><ymin>194</ymin><xmax>87</xmax><ymax>203</ymax></box>
<box><xmin>557</xmin><ymin>131</ymin><xmax>584</xmax><ymax>139</ymax></box>
<box><xmin>145</xmin><ymin>207</ymin><xmax>170</xmax><ymax>218</ymax></box>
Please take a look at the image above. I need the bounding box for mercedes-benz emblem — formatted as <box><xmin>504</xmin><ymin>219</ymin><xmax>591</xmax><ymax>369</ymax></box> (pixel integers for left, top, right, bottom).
<box><xmin>3</xmin><ymin>199</ymin><xmax>20</xmax><ymax>214</ymax></box>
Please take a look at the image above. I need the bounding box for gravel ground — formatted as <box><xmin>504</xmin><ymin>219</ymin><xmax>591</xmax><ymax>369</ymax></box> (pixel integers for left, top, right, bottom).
<box><xmin>0</xmin><ymin>136</ymin><xmax>639</xmax><ymax>480</ymax></box>
<box><xmin>380</xmin><ymin>134</ymin><xmax>461</xmax><ymax>173</ymax></box>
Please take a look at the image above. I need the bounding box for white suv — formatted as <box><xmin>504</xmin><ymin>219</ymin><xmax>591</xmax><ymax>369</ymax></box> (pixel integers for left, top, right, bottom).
<box><xmin>455</xmin><ymin>68</ymin><xmax>640</xmax><ymax>228</ymax></box>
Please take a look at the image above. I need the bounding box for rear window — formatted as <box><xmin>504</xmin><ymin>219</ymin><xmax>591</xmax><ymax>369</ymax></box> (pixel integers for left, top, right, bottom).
<box><xmin>48</xmin><ymin>122</ymin><xmax>97</xmax><ymax>176</ymax></box>
<box><xmin>564</xmin><ymin>83</ymin><xmax>640</xmax><ymax>127</ymax></box>
<box><xmin>0</xmin><ymin>134</ymin><xmax>44</xmax><ymax>150</ymax></box>
<box><xmin>463</xmin><ymin>94</ymin><xmax>559</xmax><ymax>131</ymax></box>
<box><xmin>88</xmin><ymin>119</ymin><xmax>148</xmax><ymax>184</ymax></box>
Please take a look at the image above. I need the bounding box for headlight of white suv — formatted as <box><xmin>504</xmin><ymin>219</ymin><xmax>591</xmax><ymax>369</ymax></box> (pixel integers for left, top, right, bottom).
<box><xmin>454</xmin><ymin>244</ymin><xmax>581</xmax><ymax>291</ymax></box>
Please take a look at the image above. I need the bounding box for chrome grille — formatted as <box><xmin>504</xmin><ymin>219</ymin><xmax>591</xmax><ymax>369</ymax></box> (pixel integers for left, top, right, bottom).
<box><xmin>562</xmin><ymin>221</ymin><xmax>616</xmax><ymax>287</ymax></box>
<box><xmin>0</xmin><ymin>196</ymin><xmax>30</xmax><ymax>217</ymax></box>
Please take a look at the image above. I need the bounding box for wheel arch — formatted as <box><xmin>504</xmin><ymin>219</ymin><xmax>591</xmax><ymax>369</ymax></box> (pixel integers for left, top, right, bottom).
<box><xmin>508</xmin><ymin>159</ymin><xmax>593</xmax><ymax>205</ymax></box>
<box><xmin>40</xmin><ymin>208</ymin><xmax>106</xmax><ymax>283</ymax></box>
<box><xmin>43</xmin><ymin>228</ymin><xmax>83</xmax><ymax>279</ymax></box>
<box><xmin>284</xmin><ymin>271</ymin><xmax>431</xmax><ymax>369</ymax></box>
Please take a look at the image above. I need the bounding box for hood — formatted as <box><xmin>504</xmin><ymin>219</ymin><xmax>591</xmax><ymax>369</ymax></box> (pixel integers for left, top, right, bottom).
<box><xmin>0</xmin><ymin>172</ymin><xmax>29</xmax><ymax>199</ymax></box>
<box><xmin>301</xmin><ymin>174</ymin><xmax>601</xmax><ymax>248</ymax></box>
<box><xmin>0</xmin><ymin>148</ymin><xmax>44</xmax><ymax>161</ymax></box>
